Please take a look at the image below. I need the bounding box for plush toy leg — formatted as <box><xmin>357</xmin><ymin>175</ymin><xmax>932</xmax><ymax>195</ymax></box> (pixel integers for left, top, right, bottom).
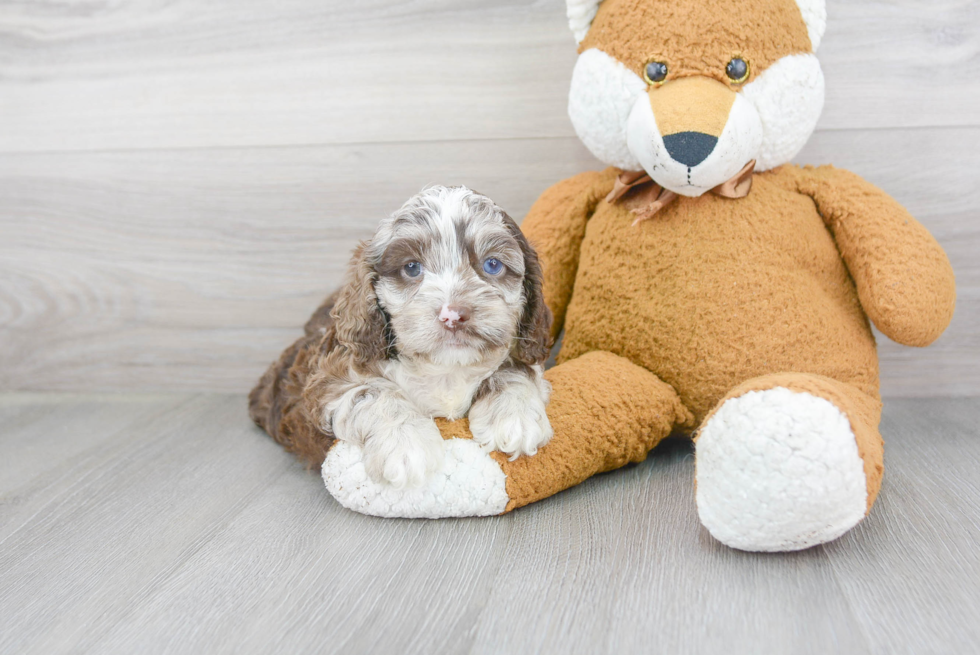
<box><xmin>322</xmin><ymin>351</ymin><xmax>693</xmax><ymax>517</ymax></box>
<box><xmin>695</xmin><ymin>373</ymin><xmax>884</xmax><ymax>552</ymax></box>
<box><xmin>492</xmin><ymin>350</ymin><xmax>694</xmax><ymax>512</ymax></box>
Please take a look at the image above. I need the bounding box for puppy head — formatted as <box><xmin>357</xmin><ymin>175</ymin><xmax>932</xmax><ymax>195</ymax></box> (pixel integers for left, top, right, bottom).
<box><xmin>334</xmin><ymin>186</ymin><xmax>551</xmax><ymax>369</ymax></box>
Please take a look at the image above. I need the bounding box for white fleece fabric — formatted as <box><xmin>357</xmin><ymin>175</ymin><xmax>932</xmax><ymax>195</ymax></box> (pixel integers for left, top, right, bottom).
<box><xmin>741</xmin><ymin>53</ymin><xmax>825</xmax><ymax>172</ymax></box>
<box><xmin>567</xmin><ymin>0</ymin><xmax>602</xmax><ymax>43</ymax></box>
<box><xmin>794</xmin><ymin>0</ymin><xmax>827</xmax><ymax>51</ymax></box>
<box><xmin>323</xmin><ymin>438</ymin><xmax>509</xmax><ymax>518</ymax></box>
<box><xmin>568</xmin><ymin>48</ymin><xmax>646</xmax><ymax>172</ymax></box>
<box><xmin>695</xmin><ymin>387</ymin><xmax>868</xmax><ymax>552</ymax></box>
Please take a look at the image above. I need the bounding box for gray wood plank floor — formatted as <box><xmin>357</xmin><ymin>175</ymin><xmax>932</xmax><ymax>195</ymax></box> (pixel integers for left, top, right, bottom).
<box><xmin>1</xmin><ymin>394</ymin><xmax>978</xmax><ymax>655</ymax></box>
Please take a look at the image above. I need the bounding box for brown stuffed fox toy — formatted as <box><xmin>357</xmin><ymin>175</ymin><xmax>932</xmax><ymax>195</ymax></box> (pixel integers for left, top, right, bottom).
<box><xmin>252</xmin><ymin>0</ymin><xmax>955</xmax><ymax>552</ymax></box>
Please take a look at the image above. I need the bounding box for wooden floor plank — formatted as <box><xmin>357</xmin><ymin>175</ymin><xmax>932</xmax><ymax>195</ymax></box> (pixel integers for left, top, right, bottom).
<box><xmin>469</xmin><ymin>441</ymin><xmax>868</xmax><ymax>655</ymax></box>
<box><xmin>91</xmin><ymin>472</ymin><xmax>514</xmax><ymax>655</ymax></box>
<box><xmin>826</xmin><ymin>399</ymin><xmax>980</xmax><ymax>654</ymax></box>
<box><xmin>3</xmin><ymin>395</ymin><xmax>978</xmax><ymax>654</ymax></box>
<box><xmin>0</xmin><ymin>395</ymin><xmax>296</xmax><ymax>655</ymax></box>
<box><xmin>0</xmin><ymin>394</ymin><xmax>190</xmax><ymax>502</ymax></box>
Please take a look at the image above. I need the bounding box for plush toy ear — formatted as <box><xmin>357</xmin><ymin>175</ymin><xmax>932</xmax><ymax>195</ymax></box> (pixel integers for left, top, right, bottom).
<box><xmin>566</xmin><ymin>0</ymin><xmax>603</xmax><ymax>44</ymax></box>
<box><xmin>566</xmin><ymin>0</ymin><xmax>826</xmax><ymax>51</ymax></box>
<box><xmin>794</xmin><ymin>0</ymin><xmax>827</xmax><ymax>51</ymax></box>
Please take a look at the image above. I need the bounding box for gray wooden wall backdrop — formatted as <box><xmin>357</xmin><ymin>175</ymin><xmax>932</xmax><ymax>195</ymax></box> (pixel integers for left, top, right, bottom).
<box><xmin>1</xmin><ymin>0</ymin><xmax>978</xmax><ymax>395</ymax></box>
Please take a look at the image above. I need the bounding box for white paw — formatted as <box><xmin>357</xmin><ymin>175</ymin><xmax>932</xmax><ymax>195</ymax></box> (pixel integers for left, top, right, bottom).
<box><xmin>469</xmin><ymin>390</ymin><xmax>553</xmax><ymax>461</ymax></box>
<box><xmin>695</xmin><ymin>387</ymin><xmax>868</xmax><ymax>552</ymax></box>
<box><xmin>361</xmin><ymin>417</ymin><xmax>445</xmax><ymax>489</ymax></box>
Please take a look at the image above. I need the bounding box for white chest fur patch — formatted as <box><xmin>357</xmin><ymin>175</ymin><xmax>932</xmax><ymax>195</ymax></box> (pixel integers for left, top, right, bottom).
<box><xmin>695</xmin><ymin>387</ymin><xmax>868</xmax><ymax>552</ymax></box>
<box><xmin>384</xmin><ymin>358</ymin><xmax>499</xmax><ymax>420</ymax></box>
<box><xmin>323</xmin><ymin>438</ymin><xmax>509</xmax><ymax>518</ymax></box>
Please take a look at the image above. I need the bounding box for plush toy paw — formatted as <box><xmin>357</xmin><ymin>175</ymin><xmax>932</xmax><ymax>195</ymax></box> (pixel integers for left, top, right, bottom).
<box><xmin>360</xmin><ymin>417</ymin><xmax>445</xmax><ymax>489</ymax></box>
<box><xmin>322</xmin><ymin>438</ymin><xmax>508</xmax><ymax>518</ymax></box>
<box><xmin>695</xmin><ymin>387</ymin><xmax>868</xmax><ymax>552</ymax></box>
<box><xmin>468</xmin><ymin>388</ymin><xmax>553</xmax><ymax>460</ymax></box>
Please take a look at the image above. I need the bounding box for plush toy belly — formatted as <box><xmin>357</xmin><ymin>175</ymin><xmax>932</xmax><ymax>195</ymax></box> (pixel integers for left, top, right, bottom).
<box><xmin>558</xmin><ymin>172</ymin><xmax>881</xmax><ymax>423</ymax></box>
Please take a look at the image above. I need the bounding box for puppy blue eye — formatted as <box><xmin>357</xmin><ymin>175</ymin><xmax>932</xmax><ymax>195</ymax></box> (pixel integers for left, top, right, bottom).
<box><xmin>404</xmin><ymin>261</ymin><xmax>423</xmax><ymax>278</ymax></box>
<box><xmin>483</xmin><ymin>258</ymin><xmax>504</xmax><ymax>276</ymax></box>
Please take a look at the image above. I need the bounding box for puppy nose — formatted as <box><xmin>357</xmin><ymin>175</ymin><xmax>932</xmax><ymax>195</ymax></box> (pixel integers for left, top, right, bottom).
<box><xmin>662</xmin><ymin>131</ymin><xmax>718</xmax><ymax>167</ymax></box>
<box><xmin>439</xmin><ymin>304</ymin><xmax>469</xmax><ymax>329</ymax></box>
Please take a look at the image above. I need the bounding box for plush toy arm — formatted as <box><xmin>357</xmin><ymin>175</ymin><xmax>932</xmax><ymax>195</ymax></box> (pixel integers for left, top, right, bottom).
<box><xmin>519</xmin><ymin>168</ymin><xmax>618</xmax><ymax>340</ymax></box>
<box><xmin>793</xmin><ymin>165</ymin><xmax>956</xmax><ymax>347</ymax></box>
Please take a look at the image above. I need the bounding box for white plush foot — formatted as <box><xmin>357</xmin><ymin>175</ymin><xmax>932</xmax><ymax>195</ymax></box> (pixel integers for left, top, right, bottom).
<box><xmin>468</xmin><ymin>389</ymin><xmax>553</xmax><ymax>460</ymax></box>
<box><xmin>323</xmin><ymin>439</ymin><xmax>509</xmax><ymax>518</ymax></box>
<box><xmin>695</xmin><ymin>387</ymin><xmax>868</xmax><ymax>552</ymax></box>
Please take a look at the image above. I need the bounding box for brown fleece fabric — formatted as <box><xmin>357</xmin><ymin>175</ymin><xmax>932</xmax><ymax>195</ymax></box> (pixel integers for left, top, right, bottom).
<box><xmin>521</xmin><ymin>168</ymin><xmax>620</xmax><ymax>341</ymax></box>
<box><xmin>581</xmin><ymin>0</ymin><xmax>813</xmax><ymax>85</ymax></box>
<box><xmin>774</xmin><ymin>165</ymin><xmax>957</xmax><ymax>347</ymax></box>
<box><xmin>437</xmin><ymin>351</ymin><xmax>694</xmax><ymax>511</ymax></box>
<box><xmin>495</xmin><ymin>351</ymin><xmax>693</xmax><ymax>511</ymax></box>
<box><xmin>550</xmin><ymin>165</ymin><xmax>885</xmax><ymax>423</ymax></box>
<box><xmin>699</xmin><ymin>372</ymin><xmax>884</xmax><ymax>513</ymax></box>
<box><xmin>434</xmin><ymin>351</ymin><xmax>691</xmax><ymax>510</ymax></box>
<box><xmin>507</xmin><ymin>164</ymin><xmax>953</xmax><ymax>515</ymax></box>
<box><xmin>649</xmin><ymin>77</ymin><xmax>736</xmax><ymax>138</ymax></box>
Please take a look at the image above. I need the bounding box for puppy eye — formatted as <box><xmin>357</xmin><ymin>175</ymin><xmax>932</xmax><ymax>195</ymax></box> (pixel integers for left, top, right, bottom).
<box><xmin>726</xmin><ymin>57</ymin><xmax>750</xmax><ymax>84</ymax></box>
<box><xmin>482</xmin><ymin>258</ymin><xmax>504</xmax><ymax>276</ymax></box>
<box><xmin>403</xmin><ymin>261</ymin><xmax>423</xmax><ymax>278</ymax></box>
<box><xmin>644</xmin><ymin>60</ymin><xmax>668</xmax><ymax>86</ymax></box>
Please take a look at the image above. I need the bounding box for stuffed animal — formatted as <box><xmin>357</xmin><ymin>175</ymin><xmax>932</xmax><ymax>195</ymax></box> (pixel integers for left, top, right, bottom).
<box><xmin>259</xmin><ymin>0</ymin><xmax>956</xmax><ymax>552</ymax></box>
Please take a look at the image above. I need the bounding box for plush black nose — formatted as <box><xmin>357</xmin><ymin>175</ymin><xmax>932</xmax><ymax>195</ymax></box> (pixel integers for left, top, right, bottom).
<box><xmin>662</xmin><ymin>131</ymin><xmax>718</xmax><ymax>167</ymax></box>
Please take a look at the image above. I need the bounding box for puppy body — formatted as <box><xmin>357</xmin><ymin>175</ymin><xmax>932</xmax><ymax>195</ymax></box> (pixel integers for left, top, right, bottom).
<box><xmin>249</xmin><ymin>186</ymin><xmax>553</xmax><ymax>488</ymax></box>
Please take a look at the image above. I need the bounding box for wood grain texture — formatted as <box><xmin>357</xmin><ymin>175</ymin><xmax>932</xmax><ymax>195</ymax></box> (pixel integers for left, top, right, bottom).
<box><xmin>0</xmin><ymin>0</ymin><xmax>978</xmax><ymax>152</ymax></box>
<box><xmin>0</xmin><ymin>0</ymin><xmax>978</xmax><ymax>393</ymax></box>
<box><xmin>1</xmin><ymin>128</ymin><xmax>976</xmax><ymax>395</ymax></box>
<box><xmin>0</xmin><ymin>393</ymin><xmax>978</xmax><ymax>654</ymax></box>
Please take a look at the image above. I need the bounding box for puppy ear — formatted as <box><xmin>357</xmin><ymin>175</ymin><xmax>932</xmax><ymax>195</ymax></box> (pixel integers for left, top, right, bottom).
<box><xmin>502</xmin><ymin>213</ymin><xmax>554</xmax><ymax>365</ymax></box>
<box><xmin>331</xmin><ymin>242</ymin><xmax>394</xmax><ymax>369</ymax></box>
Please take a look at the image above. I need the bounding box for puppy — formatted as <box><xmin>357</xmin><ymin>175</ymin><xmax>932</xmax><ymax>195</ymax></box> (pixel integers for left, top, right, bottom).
<box><xmin>249</xmin><ymin>186</ymin><xmax>554</xmax><ymax>488</ymax></box>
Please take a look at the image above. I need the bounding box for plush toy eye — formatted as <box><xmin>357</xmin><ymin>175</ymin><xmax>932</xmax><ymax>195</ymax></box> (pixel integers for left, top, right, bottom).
<box><xmin>726</xmin><ymin>57</ymin><xmax>750</xmax><ymax>84</ymax></box>
<box><xmin>643</xmin><ymin>61</ymin><xmax>668</xmax><ymax>85</ymax></box>
<box><xmin>403</xmin><ymin>261</ymin><xmax>423</xmax><ymax>278</ymax></box>
<box><xmin>482</xmin><ymin>258</ymin><xmax>504</xmax><ymax>276</ymax></box>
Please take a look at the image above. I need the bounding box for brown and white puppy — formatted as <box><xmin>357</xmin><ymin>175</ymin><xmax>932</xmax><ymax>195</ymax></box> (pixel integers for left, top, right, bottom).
<box><xmin>250</xmin><ymin>186</ymin><xmax>553</xmax><ymax>488</ymax></box>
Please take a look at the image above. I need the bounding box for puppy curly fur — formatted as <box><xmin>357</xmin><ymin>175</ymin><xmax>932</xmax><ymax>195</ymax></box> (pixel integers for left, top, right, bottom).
<box><xmin>249</xmin><ymin>187</ymin><xmax>553</xmax><ymax>480</ymax></box>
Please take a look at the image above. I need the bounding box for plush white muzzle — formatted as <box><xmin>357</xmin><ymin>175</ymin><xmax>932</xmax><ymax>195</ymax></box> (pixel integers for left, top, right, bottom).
<box><xmin>569</xmin><ymin>49</ymin><xmax>825</xmax><ymax>196</ymax></box>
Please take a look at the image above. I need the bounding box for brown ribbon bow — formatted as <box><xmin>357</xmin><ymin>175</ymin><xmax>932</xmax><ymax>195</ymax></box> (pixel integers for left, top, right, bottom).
<box><xmin>606</xmin><ymin>160</ymin><xmax>757</xmax><ymax>225</ymax></box>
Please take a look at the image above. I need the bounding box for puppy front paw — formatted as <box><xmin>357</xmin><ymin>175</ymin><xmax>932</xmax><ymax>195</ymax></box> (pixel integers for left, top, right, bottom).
<box><xmin>361</xmin><ymin>417</ymin><xmax>445</xmax><ymax>489</ymax></box>
<box><xmin>469</xmin><ymin>390</ymin><xmax>553</xmax><ymax>461</ymax></box>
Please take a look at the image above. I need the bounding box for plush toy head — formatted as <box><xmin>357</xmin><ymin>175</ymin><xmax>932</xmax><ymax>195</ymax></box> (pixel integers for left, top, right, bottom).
<box><xmin>567</xmin><ymin>0</ymin><xmax>826</xmax><ymax>196</ymax></box>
